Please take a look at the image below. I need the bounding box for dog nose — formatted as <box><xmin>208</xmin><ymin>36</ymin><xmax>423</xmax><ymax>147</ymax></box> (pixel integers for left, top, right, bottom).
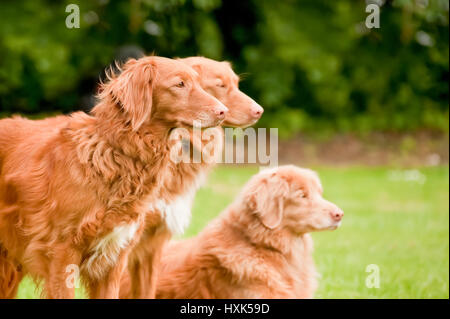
<box><xmin>214</xmin><ymin>104</ymin><xmax>228</xmax><ymax>120</ymax></box>
<box><xmin>330</xmin><ymin>209</ymin><xmax>344</xmax><ymax>222</ymax></box>
<box><xmin>251</xmin><ymin>104</ymin><xmax>264</xmax><ymax>119</ymax></box>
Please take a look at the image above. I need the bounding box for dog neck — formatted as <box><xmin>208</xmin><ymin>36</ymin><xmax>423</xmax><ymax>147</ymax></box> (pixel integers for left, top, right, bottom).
<box><xmin>156</xmin><ymin>126</ymin><xmax>223</xmax><ymax>202</ymax></box>
<box><xmin>62</xmin><ymin>103</ymin><xmax>173</xmax><ymax>204</ymax></box>
<box><xmin>89</xmin><ymin>100</ymin><xmax>171</xmax><ymax>161</ymax></box>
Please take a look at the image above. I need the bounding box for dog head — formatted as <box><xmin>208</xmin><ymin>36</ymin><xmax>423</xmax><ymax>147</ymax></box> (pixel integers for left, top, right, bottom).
<box><xmin>243</xmin><ymin>165</ymin><xmax>343</xmax><ymax>233</ymax></box>
<box><xmin>180</xmin><ymin>57</ymin><xmax>263</xmax><ymax>128</ymax></box>
<box><xmin>97</xmin><ymin>56</ymin><xmax>228</xmax><ymax>131</ymax></box>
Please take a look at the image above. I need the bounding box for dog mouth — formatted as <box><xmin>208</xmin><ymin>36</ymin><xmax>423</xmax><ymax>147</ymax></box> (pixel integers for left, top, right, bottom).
<box><xmin>222</xmin><ymin>115</ymin><xmax>258</xmax><ymax>128</ymax></box>
<box><xmin>328</xmin><ymin>221</ymin><xmax>342</xmax><ymax>230</ymax></box>
<box><xmin>197</xmin><ymin>118</ymin><xmax>225</xmax><ymax>128</ymax></box>
<box><xmin>176</xmin><ymin>119</ymin><xmax>222</xmax><ymax>131</ymax></box>
<box><xmin>314</xmin><ymin>221</ymin><xmax>341</xmax><ymax>232</ymax></box>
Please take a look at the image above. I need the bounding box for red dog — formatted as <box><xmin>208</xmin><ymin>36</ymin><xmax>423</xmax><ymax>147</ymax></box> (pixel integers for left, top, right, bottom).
<box><xmin>156</xmin><ymin>166</ymin><xmax>344</xmax><ymax>299</ymax></box>
<box><xmin>0</xmin><ymin>56</ymin><xmax>227</xmax><ymax>298</ymax></box>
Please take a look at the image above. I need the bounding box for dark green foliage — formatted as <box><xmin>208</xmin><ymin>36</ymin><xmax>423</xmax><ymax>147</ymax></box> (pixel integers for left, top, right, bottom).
<box><xmin>0</xmin><ymin>0</ymin><xmax>448</xmax><ymax>135</ymax></box>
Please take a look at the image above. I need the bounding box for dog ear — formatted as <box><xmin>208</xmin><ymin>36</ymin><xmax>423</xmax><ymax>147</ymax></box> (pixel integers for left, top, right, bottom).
<box><xmin>190</xmin><ymin>63</ymin><xmax>204</xmax><ymax>85</ymax></box>
<box><xmin>190</xmin><ymin>63</ymin><xmax>202</xmax><ymax>74</ymax></box>
<box><xmin>106</xmin><ymin>58</ymin><xmax>156</xmax><ymax>131</ymax></box>
<box><xmin>246</xmin><ymin>173</ymin><xmax>289</xmax><ymax>230</ymax></box>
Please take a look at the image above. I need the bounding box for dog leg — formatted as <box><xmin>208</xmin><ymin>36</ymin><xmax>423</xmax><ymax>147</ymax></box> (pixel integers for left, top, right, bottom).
<box><xmin>128</xmin><ymin>250</ymin><xmax>160</xmax><ymax>299</ymax></box>
<box><xmin>0</xmin><ymin>248</ymin><xmax>23</xmax><ymax>299</ymax></box>
<box><xmin>45</xmin><ymin>245</ymin><xmax>81</xmax><ymax>299</ymax></box>
<box><xmin>126</xmin><ymin>225</ymin><xmax>169</xmax><ymax>299</ymax></box>
<box><xmin>88</xmin><ymin>248</ymin><xmax>130</xmax><ymax>299</ymax></box>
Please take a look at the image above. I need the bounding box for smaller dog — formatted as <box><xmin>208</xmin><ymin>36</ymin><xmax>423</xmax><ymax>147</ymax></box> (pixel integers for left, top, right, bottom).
<box><xmin>156</xmin><ymin>165</ymin><xmax>344</xmax><ymax>299</ymax></box>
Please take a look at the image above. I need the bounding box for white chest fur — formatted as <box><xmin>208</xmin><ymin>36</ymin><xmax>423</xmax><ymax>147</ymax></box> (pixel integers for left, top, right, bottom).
<box><xmin>154</xmin><ymin>171</ymin><xmax>206</xmax><ymax>236</ymax></box>
<box><xmin>156</xmin><ymin>189</ymin><xmax>195</xmax><ymax>235</ymax></box>
<box><xmin>84</xmin><ymin>222</ymin><xmax>139</xmax><ymax>278</ymax></box>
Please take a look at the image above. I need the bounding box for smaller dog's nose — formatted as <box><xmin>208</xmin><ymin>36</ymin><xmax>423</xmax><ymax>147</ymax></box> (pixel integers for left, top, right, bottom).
<box><xmin>330</xmin><ymin>209</ymin><xmax>344</xmax><ymax>222</ymax></box>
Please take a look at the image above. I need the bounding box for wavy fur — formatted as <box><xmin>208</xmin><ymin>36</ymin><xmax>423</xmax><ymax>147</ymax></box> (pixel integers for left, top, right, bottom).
<box><xmin>0</xmin><ymin>56</ymin><xmax>224</xmax><ymax>299</ymax></box>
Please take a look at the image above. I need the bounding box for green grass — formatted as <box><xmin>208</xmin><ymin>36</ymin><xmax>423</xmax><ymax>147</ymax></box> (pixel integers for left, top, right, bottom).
<box><xmin>16</xmin><ymin>165</ymin><xmax>449</xmax><ymax>299</ymax></box>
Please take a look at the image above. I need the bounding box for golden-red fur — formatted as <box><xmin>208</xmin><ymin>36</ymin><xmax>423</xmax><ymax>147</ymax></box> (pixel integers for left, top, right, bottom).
<box><xmin>155</xmin><ymin>166</ymin><xmax>344</xmax><ymax>299</ymax></box>
<box><xmin>0</xmin><ymin>56</ymin><xmax>226</xmax><ymax>299</ymax></box>
<box><xmin>0</xmin><ymin>245</ymin><xmax>23</xmax><ymax>299</ymax></box>
<box><xmin>180</xmin><ymin>57</ymin><xmax>263</xmax><ymax>128</ymax></box>
<box><xmin>119</xmin><ymin>57</ymin><xmax>264</xmax><ymax>299</ymax></box>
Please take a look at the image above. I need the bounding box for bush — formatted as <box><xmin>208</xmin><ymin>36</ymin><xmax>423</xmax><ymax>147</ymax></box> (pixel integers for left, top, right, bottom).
<box><xmin>0</xmin><ymin>0</ymin><xmax>448</xmax><ymax>136</ymax></box>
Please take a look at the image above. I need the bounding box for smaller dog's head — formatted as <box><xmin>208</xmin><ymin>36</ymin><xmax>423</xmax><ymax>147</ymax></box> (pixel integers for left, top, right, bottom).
<box><xmin>97</xmin><ymin>56</ymin><xmax>228</xmax><ymax>130</ymax></box>
<box><xmin>180</xmin><ymin>57</ymin><xmax>263</xmax><ymax>128</ymax></box>
<box><xmin>243</xmin><ymin>166</ymin><xmax>343</xmax><ymax>233</ymax></box>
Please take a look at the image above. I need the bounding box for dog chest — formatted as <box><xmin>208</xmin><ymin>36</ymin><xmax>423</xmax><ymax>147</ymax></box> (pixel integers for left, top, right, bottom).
<box><xmin>84</xmin><ymin>222</ymin><xmax>140</xmax><ymax>278</ymax></box>
<box><xmin>156</xmin><ymin>189</ymin><xmax>196</xmax><ymax>235</ymax></box>
<box><xmin>150</xmin><ymin>171</ymin><xmax>206</xmax><ymax>235</ymax></box>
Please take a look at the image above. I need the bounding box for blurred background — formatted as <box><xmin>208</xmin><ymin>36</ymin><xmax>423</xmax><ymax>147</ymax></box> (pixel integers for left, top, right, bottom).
<box><xmin>1</xmin><ymin>0</ymin><xmax>448</xmax><ymax>137</ymax></box>
<box><xmin>0</xmin><ymin>0</ymin><xmax>448</xmax><ymax>298</ymax></box>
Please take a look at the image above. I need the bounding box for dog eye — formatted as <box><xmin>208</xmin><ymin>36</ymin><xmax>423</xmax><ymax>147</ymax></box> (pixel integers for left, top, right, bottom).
<box><xmin>295</xmin><ymin>190</ymin><xmax>306</xmax><ymax>198</ymax></box>
<box><xmin>217</xmin><ymin>83</ymin><xmax>226</xmax><ymax>88</ymax></box>
<box><xmin>176</xmin><ymin>81</ymin><xmax>185</xmax><ymax>88</ymax></box>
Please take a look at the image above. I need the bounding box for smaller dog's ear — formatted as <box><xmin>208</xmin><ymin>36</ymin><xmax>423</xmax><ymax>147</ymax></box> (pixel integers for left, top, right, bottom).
<box><xmin>109</xmin><ymin>58</ymin><xmax>156</xmax><ymax>131</ymax></box>
<box><xmin>246</xmin><ymin>174</ymin><xmax>288</xmax><ymax>230</ymax></box>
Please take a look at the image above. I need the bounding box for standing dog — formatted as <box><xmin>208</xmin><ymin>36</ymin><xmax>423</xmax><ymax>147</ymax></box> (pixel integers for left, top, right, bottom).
<box><xmin>120</xmin><ymin>57</ymin><xmax>263</xmax><ymax>298</ymax></box>
<box><xmin>156</xmin><ymin>166</ymin><xmax>344</xmax><ymax>299</ymax></box>
<box><xmin>0</xmin><ymin>56</ymin><xmax>227</xmax><ymax>299</ymax></box>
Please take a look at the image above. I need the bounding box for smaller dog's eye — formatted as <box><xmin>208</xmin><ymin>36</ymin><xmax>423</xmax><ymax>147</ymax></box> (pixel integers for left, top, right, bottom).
<box><xmin>217</xmin><ymin>83</ymin><xmax>226</xmax><ymax>88</ymax></box>
<box><xmin>296</xmin><ymin>190</ymin><xmax>306</xmax><ymax>198</ymax></box>
<box><xmin>176</xmin><ymin>81</ymin><xmax>185</xmax><ymax>88</ymax></box>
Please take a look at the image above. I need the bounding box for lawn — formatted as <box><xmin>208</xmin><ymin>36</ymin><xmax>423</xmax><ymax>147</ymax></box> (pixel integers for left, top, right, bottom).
<box><xmin>16</xmin><ymin>165</ymin><xmax>449</xmax><ymax>299</ymax></box>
